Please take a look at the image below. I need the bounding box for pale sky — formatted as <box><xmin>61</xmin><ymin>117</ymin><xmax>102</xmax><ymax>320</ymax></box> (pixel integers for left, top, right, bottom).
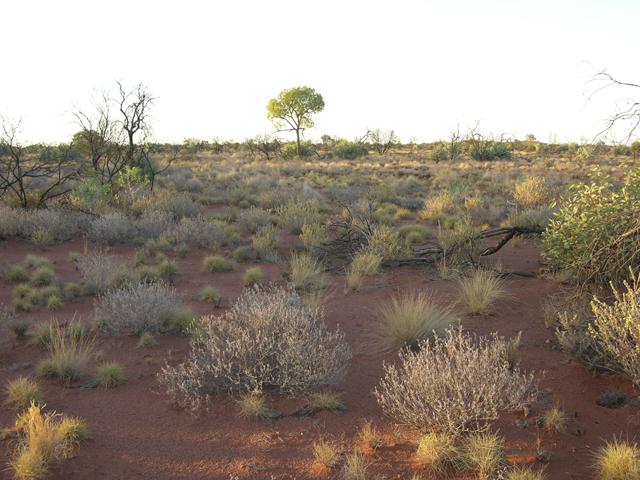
<box><xmin>1</xmin><ymin>0</ymin><xmax>639</xmax><ymax>144</ymax></box>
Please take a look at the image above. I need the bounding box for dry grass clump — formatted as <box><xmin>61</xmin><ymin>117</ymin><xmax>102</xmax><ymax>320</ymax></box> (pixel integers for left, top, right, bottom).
<box><xmin>251</xmin><ymin>224</ymin><xmax>279</xmax><ymax>261</ymax></box>
<box><xmin>96</xmin><ymin>362</ymin><xmax>126</xmax><ymax>388</ymax></box>
<box><xmin>398</xmin><ymin>224</ymin><xmax>431</xmax><ymax>244</ymax></box>
<box><xmin>35</xmin><ymin>321</ymin><xmax>94</xmax><ymax>383</ymax></box>
<box><xmin>460</xmin><ymin>432</ymin><xmax>505</xmax><ymax>480</ymax></box>
<box><xmin>202</xmin><ymin>255</ymin><xmax>234</xmax><ymax>272</ymax></box>
<box><xmin>9</xmin><ymin>403</ymin><xmax>89</xmax><ymax>480</ymax></box>
<box><xmin>307</xmin><ymin>390</ymin><xmax>344</xmax><ymax>412</ymax></box>
<box><xmin>513</xmin><ymin>177</ymin><xmax>550</xmax><ymax>209</ymax></box>
<box><xmin>415</xmin><ymin>432</ymin><xmax>459</xmax><ymax>474</ymax></box>
<box><xmin>340</xmin><ymin>453</ymin><xmax>370</xmax><ymax>480</ymax></box>
<box><xmin>457</xmin><ymin>269</ymin><xmax>507</xmax><ymax>315</ymax></box>
<box><xmin>4</xmin><ymin>265</ymin><xmax>29</xmax><ymax>283</ymax></box>
<box><xmin>94</xmin><ymin>282</ymin><xmax>181</xmax><ymax>335</ymax></box>
<box><xmin>275</xmin><ymin>198</ymin><xmax>322</xmax><ymax>234</ymax></box>
<box><xmin>200</xmin><ymin>286</ymin><xmax>221</xmax><ymax>306</ymax></box>
<box><xmin>240</xmin><ymin>268</ymin><xmax>261</xmax><ymax>288</ymax></box>
<box><xmin>290</xmin><ymin>252</ymin><xmax>326</xmax><ymax>292</ymax></box>
<box><xmin>375</xmin><ymin>292</ymin><xmax>458</xmax><ymax>352</ymax></box>
<box><xmin>419</xmin><ymin>192</ymin><xmax>456</xmax><ymax>221</ymax></box>
<box><xmin>374</xmin><ymin>328</ymin><xmax>535</xmax><ymax>434</ymax></box>
<box><xmin>312</xmin><ymin>439</ymin><xmax>341</xmax><ymax>469</ymax></box>
<box><xmin>236</xmin><ymin>393</ymin><xmax>278</xmax><ymax>419</ymax></box>
<box><xmin>300</xmin><ymin>223</ymin><xmax>328</xmax><ymax>250</ymax></box>
<box><xmin>88</xmin><ymin>213</ymin><xmax>136</xmax><ymax>245</ymax></box>
<box><xmin>357</xmin><ymin>420</ymin><xmax>383</xmax><ymax>451</ymax></box>
<box><xmin>506</xmin><ymin>466</ymin><xmax>545</xmax><ymax>480</ymax></box>
<box><xmin>4</xmin><ymin>377</ymin><xmax>43</xmax><ymax>412</ymax></box>
<box><xmin>159</xmin><ymin>286</ymin><xmax>351</xmax><ymax>411</ymax></box>
<box><xmin>165</xmin><ymin>215</ymin><xmax>226</xmax><ymax>248</ymax></box>
<box><xmin>346</xmin><ymin>251</ymin><xmax>382</xmax><ymax>291</ymax></box>
<box><xmin>542</xmin><ymin>406</ymin><xmax>567</xmax><ymax>432</ymax></box>
<box><xmin>237</xmin><ymin>206</ymin><xmax>271</xmax><ymax>233</ymax></box>
<box><xmin>76</xmin><ymin>251</ymin><xmax>128</xmax><ymax>294</ymax></box>
<box><xmin>594</xmin><ymin>439</ymin><xmax>640</xmax><ymax>480</ymax></box>
<box><xmin>138</xmin><ymin>331</ymin><xmax>157</xmax><ymax>348</ymax></box>
<box><xmin>365</xmin><ymin>224</ymin><xmax>404</xmax><ymax>261</ymax></box>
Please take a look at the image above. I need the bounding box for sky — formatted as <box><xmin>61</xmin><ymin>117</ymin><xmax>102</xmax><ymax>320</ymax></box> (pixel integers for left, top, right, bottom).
<box><xmin>1</xmin><ymin>0</ymin><xmax>639</xmax><ymax>144</ymax></box>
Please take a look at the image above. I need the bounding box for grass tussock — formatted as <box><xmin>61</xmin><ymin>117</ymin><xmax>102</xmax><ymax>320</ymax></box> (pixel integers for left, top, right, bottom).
<box><xmin>4</xmin><ymin>377</ymin><xmax>43</xmax><ymax>413</ymax></box>
<box><xmin>594</xmin><ymin>439</ymin><xmax>640</xmax><ymax>480</ymax></box>
<box><xmin>461</xmin><ymin>432</ymin><xmax>505</xmax><ymax>480</ymax></box>
<box><xmin>340</xmin><ymin>453</ymin><xmax>371</xmax><ymax>480</ymax></box>
<box><xmin>375</xmin><ymin>292</ymin><xmax>458</xmax><ymax>352</ymax></box>
<box><xmin>35</xmin><ymin>321</ymin><xmax>94</xmax><ymax>383</ymax></box>
<box><xmin>457</xmin><ymin>269</ymin><xmax>506</xmax><ymax>315</ymax></box>
<box><xmin>415</xmin><ymin>432</ymin><xmax>460</xmax><ymax>474</ymax></box>
<box><xmin>290</xmin><ymin>252</ymin><xmax>326</xmax><ymax>292</ymax></box>
<box><xmin>312</xmin><ymin>439</ymin><xmax>341</xmax><ymax>469</ymax></box>
<box><xmin>96</xmin><ymin>362</ymin><xmax>126</xmax><ymax>388</ymax></box>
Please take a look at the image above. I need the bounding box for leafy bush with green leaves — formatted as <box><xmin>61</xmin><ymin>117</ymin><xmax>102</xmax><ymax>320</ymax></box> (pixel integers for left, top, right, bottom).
<box><xmin>542</xmin><ymin>170</ymin><xmax>640</xmax><ymax>284</ymax></box>
<box><xmin>332</xmin><ymin>139</ymin><xmax>368</xmax><ymax>160</ymax></box>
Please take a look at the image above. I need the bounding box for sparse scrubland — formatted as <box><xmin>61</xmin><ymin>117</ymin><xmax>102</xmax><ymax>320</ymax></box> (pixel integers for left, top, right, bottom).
<box><xmin>2</xmin><ymin>88</ymin><xmax>640</xmax><ymax>479</ymax></box>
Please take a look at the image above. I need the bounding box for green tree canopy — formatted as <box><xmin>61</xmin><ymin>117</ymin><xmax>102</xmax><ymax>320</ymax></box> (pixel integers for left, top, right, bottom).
<box><xmin>267</xmin><ymin>86</ymin><xmax>324</xmax><ymax>156</ymax></box>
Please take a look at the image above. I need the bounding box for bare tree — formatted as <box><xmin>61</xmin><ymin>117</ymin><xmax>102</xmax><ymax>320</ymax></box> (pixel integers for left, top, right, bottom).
<box><xmin>115</xmin><ymin>81</ymin><xmax>155</xmax><ymax>166</ymax></box>
<box><xmin>590</xmin><ymin>70</ymin><xmax>640</xmax><ymax>142</ymax></box>
<box><xmin>245</xmin><ymin>133</ymin><xmax>281</xmax><ymax>161</ymax></box>
<box><xmin>367</xmin><ymin>128</ymin><xmax>398</xmax><ymax>155</ymax></box>
<box><xmin>72</xmin><ymin>93</ymin><xmax>127</xmax><ymax>186</ymax></box>
<box><xmin>0</xmin><ymin>116</ymin><xmax>79</xmax><ymax>208</ymax></box>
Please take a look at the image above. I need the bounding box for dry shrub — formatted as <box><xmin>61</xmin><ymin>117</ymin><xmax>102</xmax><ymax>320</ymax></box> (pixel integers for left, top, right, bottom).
<box><xmin>94</xmin><ymin>282</ymin><xmax>181</xmax><ymax>335</ymax></box>
<box><xmin>313</xmin><ymin>439</ymin><xmax>341</xmax><ymax>469</ymax></box>
<box><xmin>237</xmin><ymin>206</ymin><xmax>271</xmax><ymax>233</ymax></box>
<box><xmin>165</xmin><ymin>215</ymin><xmax>226</xmax><ymax>248</ymax></box>
<box><xmin>159</xmin><ymin>285</ymin><xmax>351</xmax><ymax>411</ymax></box>
<box><xmin>275</xmin><ymin>198</ymin><xmax>322</xmax><ymax>234</ymax></box>
<box><xmin>4</xmin><ymin>377</ymin><xmax>43</xmax><ymax>413</ymax></box>
<box><xmin>374</xmin><ymin>328</ymin><xmax>535</xmax><ymax>434</ymax></box>
<box><xmin>513</xmin><ymin>177</ymin><xmax>550</xmax><ymax>209</ymax></box>
<box><xmin>88</xmin><ymin>213</ymin><xmax>136</xmax><ymax>245</ymax></box>
<box><xmin>419</xmin><ymin>192</ymin><xmax>456</xmax><ymax>221</ymax></box>
<box><xmin>346</xmin><ymin>251</ymin><xmax>382</xmax><ymax>291</ymax></box>
<box><xmin>77</xmin><ymin>251</ymin><xmax>128</xmax><ymax>294</ymax></box>
<box><xmin>290</xmin><ymin>252</ymin><xmax>326</xmax><ymax>292</ymax></box>
<box><xmin>589</xmin><ymin>274</ymin><xmax>640</xmax><ymax>387</ymax></box>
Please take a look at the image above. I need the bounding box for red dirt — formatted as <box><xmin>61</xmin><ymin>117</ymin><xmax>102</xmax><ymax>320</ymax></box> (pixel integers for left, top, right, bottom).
<box><xmin>1</xmin><ymin>237</ymin><xmax>638</xmax><ymax>479</ymax></box>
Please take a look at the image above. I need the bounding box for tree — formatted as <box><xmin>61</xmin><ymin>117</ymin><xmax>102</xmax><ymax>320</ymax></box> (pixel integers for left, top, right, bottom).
<box><xmin>0</xmin><ymin>116</ymin><xmax>79</xmax><ymax>207</ymax></box>
<box><xmin>590</xmin><ymin>70</ymin><xmax>640</xmax><ymax>143</ymax></box>
<box><xmin>115</xmin><ymin>81</ymin><xmax>155</xmax><ymax>167</ymax></box>
<box><xmin>267</xmin><ymin>86</ymin><xmax>324</xmax><ymax>156</ymax></box>
<box><xmin>72</xmin><ymin>93</ymin><xmax>128</xmax><ymax>187</ymax></box>
<box><xmin>367</xmin><ymin>128</ymin><xmax>398</xmax><ymax>155</ymax></box>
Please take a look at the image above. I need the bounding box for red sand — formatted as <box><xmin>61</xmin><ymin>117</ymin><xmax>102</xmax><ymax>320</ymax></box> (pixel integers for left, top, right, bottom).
<box><xmin>1</xmin><ymin>238</ymin><xmax>638</xmax><ymax>479</ymax></box>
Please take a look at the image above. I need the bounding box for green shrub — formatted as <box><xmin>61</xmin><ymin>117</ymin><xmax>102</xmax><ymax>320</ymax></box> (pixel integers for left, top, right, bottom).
<box><xmin>96</xmin><ymin>362</ymin><xmax>125</xmax><ymax>388</ymax></box>
<box><xmin>332</xmin><ymin>139</ymin><xmax>367</xmax><ymax>159</ymax></box>
<box><xmin>5</xmin><ymin>265</ymin><xmax>29</xmax><ymax>283</ymax></box>
<box><xmin>252</xmin><ymin>225</ymin><xmax>279</xmax><ymax>260</ymax></box>
<box><xmin>203</xmin><ymin>255</ymin><xmax>234</xmax><ymax>273</ymax></box>
<box><xmin>243</xmin><ymin>267</ymin><xmax>264</xmax><ymax>287</ymax></box>
<box><xmin>200</xmin><ymin>286</ymin><xmax>222</xmax><ymax>306</ymax></box>
<box><xmin>275</xmin><ymin>199</ymin><xmax>322</xmax><ymax>234</ymax></box>
<box><xmin>30</xmin><ymin>266</ymin><xmax>56</xmax><ymax>287</ymax></box>
<box><xmin>281</xmin><ymin>141</ymin><xmax>315</xmax><ymax>158</ymax></box>
<box><xmin>542</xmin><ymin>170</ymin><xmax>640</xmax><ymax>284</ymax></box>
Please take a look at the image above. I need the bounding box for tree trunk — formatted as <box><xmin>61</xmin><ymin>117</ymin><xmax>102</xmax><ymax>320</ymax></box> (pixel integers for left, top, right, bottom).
<box><xmin>295</xmin><ymin>128</ymin><xmax>301</xmax><ymax>156</ymax></box>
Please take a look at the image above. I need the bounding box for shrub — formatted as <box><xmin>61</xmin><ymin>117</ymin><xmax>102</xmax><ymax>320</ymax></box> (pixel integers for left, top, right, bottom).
<box><xmin>46</xmin><ymin>295</ymin><xmax>63</xmax><ymax>311</ymax></box>
<box><xmin>307</xmin><ymin>390</ymin><xmax>344</xmax><ymax>412</ymax></box>
<box><xmin>159</xmin><ymin>286</ymin><xmax>351</xmax><ymax>411</ymax></box>
<box><xmin>290</xmin><ymin>252</ymin><xmax>326</xmax><ymax>292</ymax></box>
<box><xmin>200</xmin><ymin>286</ymin><xmax>221</xmax><ymax>306</ymax></box>
<box><xmin>542</xmin><ymin>171</ymin><xmax>640</xmax><ymax>284</ymax></box>
<box><xmin>63</xmin><ymin>282</ymin><xmax>82</xmax><ymax>299</ymax></box>
<box><xmin>243</xmin><ymin>267</ymin><xmax>264</xmax><ymax>287</ymax></box>
<box><xmin>138</xmin><ymin>331</ymin><xmax>157</xmax><ymax>348</ymax></box>
<box><xmin>154</xmin><ymin>192</ymin><xmax>200</xmax><ymax>220</ymax></box>
<box><xmin>457</xmin><ymin>269</ymin><xmax>506</xmax><ymax>315</ymax></box>
<box><xmin>77</xmin><ymin>252</ymin><xmax>128</xmax><ymax>294</ymax></box>
<box><xmin>202</xmin><ymin>255</ymin><xmax>234</xmax><ymax>273</ymax></box>
<box><xmin>36</xmin><ymin>322</ymin><xmax>94</xmax><ymax>383</ymax></box>
<box><xmin>237</xmin><ymin>207</ymin><xmax>271</xmax><ymax>233</ymax></box>
<box><xmin>134</xmin><ymin>210</ymin><xmax>174</xmax><ymax>240</ymax></box>
<box><xmin>375</xmin><ymin>292</ymin><xmax>458</xmax><ymax>352</ymax></box>
<box><xmin>30</xmin><ymin>266</ymin><xmax>55</xmax><ymax>287</ymax></box>
<box><xmin>252</xmin><ymin>225</ymin><xmax>279</xmax><ymax>260</ymax></box>
<box><xmin>357</xmin><ymin>420</ymin><xmax>383</xmax><ymax>451</ymax></box>
<box><xmin>96</xmin><ymin>362</ymin><xmax>125</xmax><ymax>388</ymax></box>
<box><xmin>233</xmin><ymin>245</ymin><xmax>256</xmax><ymax>262</ymax></box>
<box><xmin>88</xmin><ymin>213</ymin><xmax>136</xmax><ymax>245</ymax></box>
<box><xmin>594</xmin><ymin>439</ymin><xmax>640</xmax><ymax>480</ymax></box>
<box><xmin>282</xmin><ymin>141</ymin><xmax>315</xmax><ymax>158</ymax></box>
<box><xmin>588</xmin><ymin>275</ymin><xmax>640</xmax><ymax>387</ymax></box>
<box><xmin>5</xmin><ymin>265</ymin><xmax>29</xmax><ymax>283</ymax></box>
<box><xmin>166</xmin><ymin>215</ymin><xmax>226</xmax><ymax>248</ymax></box>
<box><xmin>94</xmin><ymin>282</ymin><xmax>181</xmax><ymax>335</ymax></box>
<box><xmin>165</xmin><ymin>308</ymin><xmax>195</xmax><ymax>334</ymax></box>
<box><xmin>4</xmin><ymin>377</ymin><xmax>43</xmax><ymax>412</ymax></box>
<box><xmin>374</xmin><ymin>328</ymin><xmax>535</xmax><ymax>434</ymax></box>
<box><xmin>399</xmin><ymin>224</ymin><xmax>431</xmax><ymax>244</ymax></box>
<box><xmin>332</xmin><ymin>139</ymin><xmax>368</xmax><ymax>159</ymax></box>
<box><xmin>275</xmin><ymin>199</ymin><xmax>322</xmax><ymax>234</ymax></box>
<box><xmin>460</xmin><ymin>432</ymin><xmax>505</xmax><ymax>480</ymax></box>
